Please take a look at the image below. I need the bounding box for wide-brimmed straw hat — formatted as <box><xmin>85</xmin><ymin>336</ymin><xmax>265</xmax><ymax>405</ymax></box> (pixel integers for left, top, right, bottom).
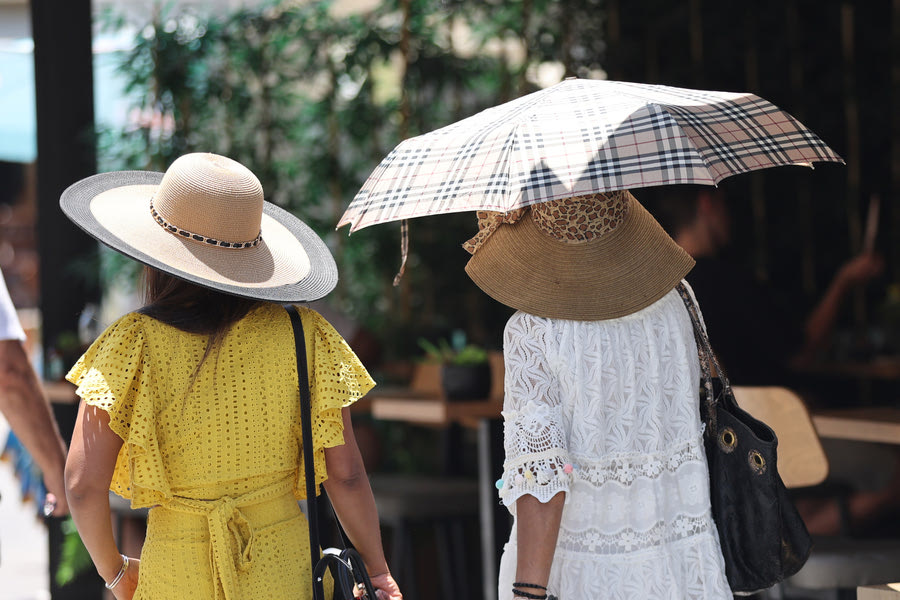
<box><xmin>60</xmin><ymin>152</ymin><xmax>337</xmax><ymax>302</ymax></box>
<box><xmin>463</xmin><ymin>190</ymin><xmax>694</xmax><ymax>320</ymax></box>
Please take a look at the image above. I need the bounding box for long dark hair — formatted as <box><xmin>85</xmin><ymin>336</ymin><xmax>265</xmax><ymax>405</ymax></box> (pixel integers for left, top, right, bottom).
<box><xmin>138</xmin><ymin>267</ymin><xmax>263</xmax><ymax>382</ymax></box>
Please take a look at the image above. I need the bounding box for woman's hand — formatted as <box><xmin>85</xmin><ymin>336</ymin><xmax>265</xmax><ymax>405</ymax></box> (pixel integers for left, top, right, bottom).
<box><xmin>110</xmin><ymin>557</ymin><xmax>140</xmax><ymax>600</ymax></box>
<box><xmin>837</xmin><ymin>252</ymin><xmax>884</xmax><ymax>288</ymax></box>
<box><xmin>42</xmin><ymin>492</ymin><xmax>69</xmax><ymax>517</ymax></box>
<box><xmin>369</xmin><ymin>571</ymin><xmax>402</xmax><ymax>600</ymax></box>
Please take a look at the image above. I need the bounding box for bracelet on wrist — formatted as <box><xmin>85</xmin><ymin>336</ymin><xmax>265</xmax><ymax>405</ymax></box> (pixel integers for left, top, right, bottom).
<box><xmin>105</xmin><ymin>555</ymin><xmax>129</xmax><ymax>590</ymax></box>
<box><xmin>513</xmin><ymin>581</ymin><xmax>559</xmax><ymax>600</ymax></box>
<box><xmin>513</xmin><ymin>582</ymin><xmax>548</xmax><ymax>590</ymax></box>
<box><xmin>512</xmin><ymin>588</ymin><xmax>547</xmax><ymax>599</ymax></box>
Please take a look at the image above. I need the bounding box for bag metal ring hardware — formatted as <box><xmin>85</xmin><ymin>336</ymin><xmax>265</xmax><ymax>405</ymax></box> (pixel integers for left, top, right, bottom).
<box><xmin>718</xmin><ymin>427</ymin><xmax>738</xmax><ymax>453</ymax></box>
<box><xmin>748</xmin><ymin>450</ymin><xmax>767</xmax><ymax>474</ymax></box>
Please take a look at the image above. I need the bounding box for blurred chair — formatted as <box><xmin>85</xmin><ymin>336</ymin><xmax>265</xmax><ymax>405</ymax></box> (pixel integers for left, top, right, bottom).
<box><xmin>733</xmin><ymin>387</ymin><xmax>900</xmax><ymax>600</ymax></box>
<box><xmin>733</xmin><ymin>386</ymin><xmax>829</xmax><ymax>489</ymax></box>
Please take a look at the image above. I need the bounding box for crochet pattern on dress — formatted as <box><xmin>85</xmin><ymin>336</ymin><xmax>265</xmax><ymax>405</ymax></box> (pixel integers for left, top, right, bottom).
<box><xmin>496</xmin><ymin>286</ymin><xmax>731</xmax><ymax>600</ymax></box>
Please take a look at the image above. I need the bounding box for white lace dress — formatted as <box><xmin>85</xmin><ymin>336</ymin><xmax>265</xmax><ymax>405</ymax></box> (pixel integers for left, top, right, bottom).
<box><xmin>496</xmin><ymin>286</ymin><xmax>731</xmax><ymax>600</ymax></box>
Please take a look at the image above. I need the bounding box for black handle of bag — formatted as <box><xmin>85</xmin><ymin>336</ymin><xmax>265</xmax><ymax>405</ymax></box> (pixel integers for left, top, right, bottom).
<box><xmin>675</xmin><ymin>282</ymin><xmax>729</xmax><ymax>439</ymax></box>
<box><xmin>286</xmin><ymin>305</ymin><xmax>379</xmax><ymax>600</ymax></box>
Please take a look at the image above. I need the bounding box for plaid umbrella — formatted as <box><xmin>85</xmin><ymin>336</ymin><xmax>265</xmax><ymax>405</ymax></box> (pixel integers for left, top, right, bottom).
<box><xmin>338</xmin><ymin>78</ymin><xmax>842</xmax><ymax>232</ymax></box>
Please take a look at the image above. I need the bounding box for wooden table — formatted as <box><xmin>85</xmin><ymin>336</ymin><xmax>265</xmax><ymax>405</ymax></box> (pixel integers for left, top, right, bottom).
<box><xmin>371</xmin><ymin>394</ymin><xmax>502</xmax><ymax>428</ymax></box>
<box><xmin>811</xmin><ymin>407</ymin><xmax>900</xmax><ymax>445</ymax></box>
<box><xmin>795</xmin><ymin>357</ymin><xmax>900</xmax><ymax>380</ymax></box>
<box><xmin>372</xmin><ymin>396</ymin><xmax>900</xmax><ymax>446</ymax></box>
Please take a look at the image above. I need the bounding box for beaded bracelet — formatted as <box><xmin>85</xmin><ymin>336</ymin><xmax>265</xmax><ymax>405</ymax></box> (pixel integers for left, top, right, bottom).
<box><xmin>513</xmin><ymin>582</ymin><xmax>548</xmax><ymax>590</ymax></box>
<box><xmin>512</xmin><ymin>588</ymin><xmax>547</xmax><ymax>599</ymax></box>
<box><xmin>105</xmin><ymin>555</ymin><xmax>130</xmax><ymax>590</ymax></box>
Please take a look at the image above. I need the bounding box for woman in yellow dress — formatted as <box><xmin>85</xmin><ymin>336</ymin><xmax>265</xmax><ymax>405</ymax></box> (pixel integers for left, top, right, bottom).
<box><xmin>60</xmin><ymin>153</ymin><xmax>402</xmax><ymax>600</ymax></box>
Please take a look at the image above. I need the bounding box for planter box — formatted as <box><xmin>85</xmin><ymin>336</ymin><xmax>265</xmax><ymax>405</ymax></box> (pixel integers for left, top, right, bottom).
<box><xmin>441</xmin><ymin>363</ymin><xmax>492</xmax><ymax>401</ymax></box>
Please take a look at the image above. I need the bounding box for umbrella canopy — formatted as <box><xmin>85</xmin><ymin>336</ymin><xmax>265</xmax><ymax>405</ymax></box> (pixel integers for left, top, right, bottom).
<box><xmin>338</xmin><ymin>78</ymin><xmax>843</xmax><ymax>232</ymax></box>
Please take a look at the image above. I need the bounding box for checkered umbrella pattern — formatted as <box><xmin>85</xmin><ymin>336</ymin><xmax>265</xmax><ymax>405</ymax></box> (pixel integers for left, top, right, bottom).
<box><xmin>338</xmin><ymin>78</ymin><xmax>843</xmax><ymax>232</ymax></box>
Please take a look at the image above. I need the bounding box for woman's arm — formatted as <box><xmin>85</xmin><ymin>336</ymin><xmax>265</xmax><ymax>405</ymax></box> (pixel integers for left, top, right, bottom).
<box><xmin>513</xmin><ymin>492</ymin><xmax>565</xmax><ymax>596</ymax></box>
<box><xmin>0</xmin><ymin>339</ymin><xmax>69</xmax><ymax>515</ymax></box>
<box><xmin>66</xmin><ymin>402</ymin><xmax>140</xmax><ymax>598</ymax></box>
<box><xmin>800</xmin><ymin>252</ymin><xmax>884</xmax><ymax>359</ymax></box>
<box><xmin>322</xmin><ymin>408</ymin><xmax>401</xmax><ymax>600</ymax></box>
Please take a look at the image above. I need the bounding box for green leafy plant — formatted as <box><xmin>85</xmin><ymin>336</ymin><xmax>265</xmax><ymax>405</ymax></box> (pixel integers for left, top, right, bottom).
<box><xmin>55</xmin><ymin>517</ymin><xmax>93</xmax><ymax>587</ymax></box>
<box><xmin>96</xmin><ymin>0</ymin><xmax>530</xmax><ymax>361</ymax></box>
<box><xmin>418</xmin><ymin>330</ymin><xmax>488</xmax><ymax>366</ymax></box>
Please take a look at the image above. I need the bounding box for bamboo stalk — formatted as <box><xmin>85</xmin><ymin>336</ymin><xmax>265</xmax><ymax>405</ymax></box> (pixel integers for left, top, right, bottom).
<box><xmin>787</xmin><ymin>0</ymin><xmax>816</xmax><ymax>296</ymax></box>
<box><xmin>893</xmin><ymin>0</ymin><xmax>900</xmax><ymax>282</ymax></box>
<box><xmin>689</xmin><ymin>0</ymin><xmax>704</xmax><ymax>87</ymax></box>
<box><xmin>327</xmin><ymin>64</ymin><xmax>344</xmax><ymax>301</ymax></box>
<box><xmin>606</xmin><ymin>0</ymin><xmax>621</xmax><ymax>81</ymax></box>
<box><xmin>561</xmin><ymin>0</ymin><xmax>575</xmax><ymax>77</ymax></box>
<box><xmin>645</xmin><ymin>22</ymin><xmax>659</xmax><ymax>83</ymax></box>
<box><xmin>744</xmin><ymin>9</ymin><xmax>759</xmax><ymax>91</ymax></box>
<box><xmin>841</xmin><ymin>2</ymin><xmax>865</xmax><ymax>323</ymax></box>
<box><xmin>398</xmin><ymin>0</ymin><xmax>412</xmax><ymax>142</ymax></box>
<box><xmin>842</xmin><ymin>3</ymin><xmax>862</xmax><ymax>252</ymax></box>
<box><xmin>744</xmin><ymin>8</ymin><xmax>767</xmax><ymax>281</ymax></box>
<box><xmin>397</xmin><ymin>0</ymin><xmax>412</xmax><ymax>317</ymax></box>
<box><xmin>517</xmin><ymin>0</ymin><xmax>533</xmax><ymax>96</ymax></box>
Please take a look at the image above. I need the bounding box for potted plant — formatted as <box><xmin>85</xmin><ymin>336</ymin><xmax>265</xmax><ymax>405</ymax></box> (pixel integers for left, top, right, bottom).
<box><xmin>418</xmin><ymin>333</ymin><xmax>491</xmax><ymax>401</ymax></box>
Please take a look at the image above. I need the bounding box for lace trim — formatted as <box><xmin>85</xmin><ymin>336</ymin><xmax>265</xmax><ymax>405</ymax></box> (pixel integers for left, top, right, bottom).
<box><xmin>500</xmin><ymin>400</ymin><xmax>573</xmax><ymax>505</ymax></box>
<box><xmin>556</xmin><ymin>514</ymin><xmax>716</xmax><ymax>556</ymax></box>
<box><xmin>498</xmin><ymin>449</ymin><xmax>574</xmax><ymax>505</ymax></box>
<box><xmin>573</xmin><ymin>436</ymin><xmax>705</xmax><ymax>487</ymax></box>
<box><xmin>499</xmin><ymin>435</ymin><xmax>706</xmax><ymax>504</ymax></box>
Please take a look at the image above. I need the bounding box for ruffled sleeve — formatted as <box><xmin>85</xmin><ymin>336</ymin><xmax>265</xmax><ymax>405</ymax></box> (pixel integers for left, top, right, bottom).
<box><xmin>296</xmin><ymin>308</ymin><xmax>375</xmax><ymax>494</ymax></box>
<box><xmin>65</xmin><ymin>313</ymin><xmax>171</xmax><ymax>507</ymax></box>
<box><xmin>496</xmin><ymin>312</ymin><xmax>574</xmax><ymax>510</ymax></box>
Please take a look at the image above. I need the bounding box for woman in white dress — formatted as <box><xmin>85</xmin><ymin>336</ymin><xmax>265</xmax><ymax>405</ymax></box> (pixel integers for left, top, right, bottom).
<box><xmin>464</xmin><ymin>191</ymin><xmax>732</xmax><ymax>600</ymax></box>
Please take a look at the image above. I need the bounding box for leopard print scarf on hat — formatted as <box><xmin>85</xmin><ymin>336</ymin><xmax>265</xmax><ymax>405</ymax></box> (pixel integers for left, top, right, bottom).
<box><xmin>462</xmin><ymin>191</ymin><xmax>631</xmax><ymax>255</ymax></box>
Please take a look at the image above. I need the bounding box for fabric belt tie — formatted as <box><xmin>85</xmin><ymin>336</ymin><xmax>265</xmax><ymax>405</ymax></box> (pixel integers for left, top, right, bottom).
<box><xmin>163</xmin><ymin>480</ymin><xmax>293</xmax><ymax>600</ymax></box>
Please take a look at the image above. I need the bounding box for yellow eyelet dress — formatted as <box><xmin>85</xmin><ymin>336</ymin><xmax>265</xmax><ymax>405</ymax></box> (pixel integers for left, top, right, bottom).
<box><xmin>66</xmin><ymin>305</ymin><xmax>374</xmax><ymax>600</ymax></box>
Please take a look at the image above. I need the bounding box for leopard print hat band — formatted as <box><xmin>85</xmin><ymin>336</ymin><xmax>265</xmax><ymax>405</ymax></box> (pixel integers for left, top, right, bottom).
<box><xmin>463</xmin><ymin>191</ymin><xmax>632</xmax><ymax>255</ymax></box>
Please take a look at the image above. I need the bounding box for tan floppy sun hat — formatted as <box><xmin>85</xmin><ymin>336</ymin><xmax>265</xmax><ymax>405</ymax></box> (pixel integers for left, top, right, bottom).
<box><xmin>463</xmin><ymin>190</ymin><xmax>695</xmax><ymax>320</ymax></box>
<box><xmin>60</xmin><ymin>152</ymin><xmax>337</xmax><ymax>302</ymax></box>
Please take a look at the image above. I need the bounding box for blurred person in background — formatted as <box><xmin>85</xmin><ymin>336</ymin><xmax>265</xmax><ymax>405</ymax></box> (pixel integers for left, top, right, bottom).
<box><xmin>648</xmin><ymin>186</ymin><xmax>900</xmax><ymax>538</ymax></box>
<box><xmin>0</xmin><ymin>266</ymin><xmax>69</xmax><ymax>516</ymax></box>
<box><xmin>648</xmin><ymin>185</ymin><xmax>884</xmax><ymax>384</ymax></box>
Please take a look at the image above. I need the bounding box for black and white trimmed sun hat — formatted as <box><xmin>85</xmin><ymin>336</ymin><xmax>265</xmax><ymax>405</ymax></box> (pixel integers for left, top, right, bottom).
<box><xmin>60</xmin><ymin>152</ymin><xmax>337</xmax><ymax>302</ymax></box>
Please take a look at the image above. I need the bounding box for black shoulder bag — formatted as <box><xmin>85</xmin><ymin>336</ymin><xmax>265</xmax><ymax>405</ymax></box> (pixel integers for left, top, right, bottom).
<box><xmin>286</xmin><ymin>305</ymin><xmax>378</xmax><ymax>600</ymax></box>
<box><xmin>676</xmin><ymin>283</ymin><xmax>812</xmax><ymax>594</ymax></box>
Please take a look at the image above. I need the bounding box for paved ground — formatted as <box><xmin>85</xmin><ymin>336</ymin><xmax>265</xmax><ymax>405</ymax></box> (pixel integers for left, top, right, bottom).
<box><xmin>0</xmin><ymin>419</ymin><xmax>51</xmax><ymax>600</ymax></box>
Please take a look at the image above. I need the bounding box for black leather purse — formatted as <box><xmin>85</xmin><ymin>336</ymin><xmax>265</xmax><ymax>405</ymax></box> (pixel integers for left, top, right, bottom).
<box><xmin>676</xmin><ymin>283</ymin><xmax>812</xmax><ymax>594</ymax></box>
<box><xmin>286</xmin><ymin>305</ymin><xmax>379</xmax><ymax>600</ymax></box>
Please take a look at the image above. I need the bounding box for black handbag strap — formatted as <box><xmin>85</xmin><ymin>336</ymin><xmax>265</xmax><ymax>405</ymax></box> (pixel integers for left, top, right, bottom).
<box><xmin>286</xmin><ymin>305</ymin><xmax>323</xmax><ymax>587</ymax></box>
<box><xmin>288</xmin><ymin>305</ymin><xmax>369</xmax><ymax>600</ymax></box>
<box><xmin>675</xmin><ymin>282</ymin><xmax>730</xmax><ymax>439</ymax></box>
